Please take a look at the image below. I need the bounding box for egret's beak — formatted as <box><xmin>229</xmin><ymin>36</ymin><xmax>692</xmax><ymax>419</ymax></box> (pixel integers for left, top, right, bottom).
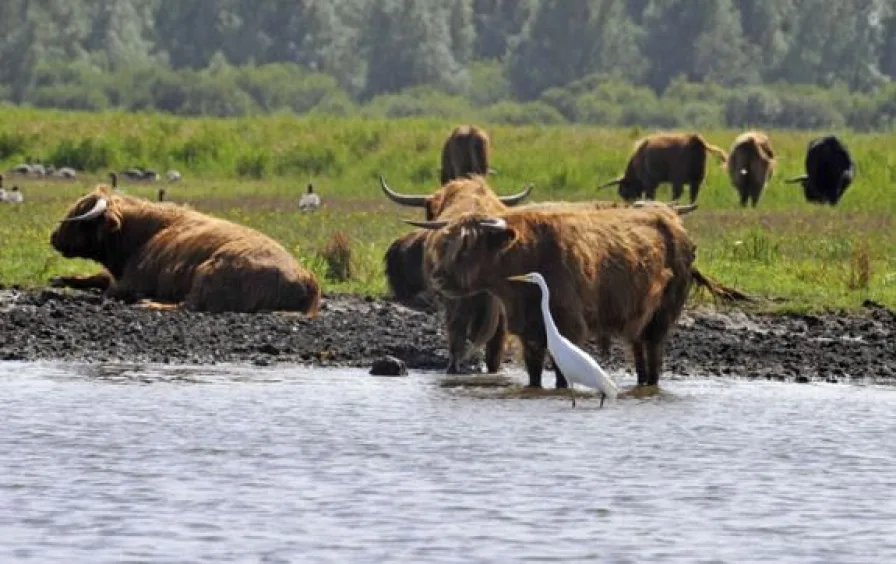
<box><xmin>506</xmin><ymin>275</ymin><xmax>531</xmax><ymax>283</ymax></box>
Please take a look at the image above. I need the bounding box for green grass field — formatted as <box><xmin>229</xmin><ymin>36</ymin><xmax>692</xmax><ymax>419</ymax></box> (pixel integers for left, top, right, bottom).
<box><xmin>0</xmin><ymin>107</ymin><xmax>893</xmax><ymax>312</ymax></box>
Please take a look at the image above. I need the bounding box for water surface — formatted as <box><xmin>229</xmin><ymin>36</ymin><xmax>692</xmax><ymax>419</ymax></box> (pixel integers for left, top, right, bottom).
<box><xmin>1</xmin><ymin>362</ymin><xmax>894</xmax><ymax>563</ymax></box>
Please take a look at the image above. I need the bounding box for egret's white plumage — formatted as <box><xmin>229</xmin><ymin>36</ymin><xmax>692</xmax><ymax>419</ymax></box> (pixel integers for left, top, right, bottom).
<box><xmin>508</xmin><ymin>272</ymin><xmax>618</xmax><ymax>407</ymax></box>
<box><xmin>0</xmin><ymin>188</ymin><xmax>6</xmax><ymax>202</ymax></box>
<box><xmin>299</xmin><ymin>183</ymin><xmax>321</xmax><ymax>212</ymax></box>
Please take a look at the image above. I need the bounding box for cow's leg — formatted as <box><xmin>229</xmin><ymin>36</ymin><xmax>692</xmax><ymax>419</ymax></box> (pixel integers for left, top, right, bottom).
<box><xmin>49</xmin><ymin>271</ymin><xmax>113</xmax><ymax>291</ymax></box>
<box><xmin>553</xmin><ymin>360</ymin><xmax>569</xmax><ymax>389</ymax></box>
<box><xmin>739</xmin><ymin>191</ymin><xmax>749</xmax><ymax>207</ymax></box>
<box><xmin>688</xmin><ymin>181</ymin><xmax>700</xmax><ymax>203</ymax></box>
<box><xmin>645</xmin><ymin>340</ymin><xmax>665</xmax><ymax>387</ymax></box>
<box><xmin>523</xmin><ymin>342</ymin><xmax>546</xmax><ymax>389</ymax></box>
<box><xmin>631</xmin><ymin>341</ymin><xmax>648</xmax><ymax>386</ymax></box>
<box><xmin>484</xmin><ymin>321</ymin><xmax>506</xmax><ymax>374</ymax></box>
<box><xmin>671</xmin><ymin>182</ymin><xmax>684</xmax><ymax>201</ymax></box>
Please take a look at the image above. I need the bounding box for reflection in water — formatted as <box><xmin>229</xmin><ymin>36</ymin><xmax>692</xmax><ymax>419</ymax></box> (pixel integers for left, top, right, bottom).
<box><xmin>0</xmin><ymin>361</ymin><xmax>895</xmax><ymax>562</ymax></box>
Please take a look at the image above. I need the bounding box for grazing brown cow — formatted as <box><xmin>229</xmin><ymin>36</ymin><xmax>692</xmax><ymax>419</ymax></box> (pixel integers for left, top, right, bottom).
<box><xmin>598</xmin><ymin>132</ymin><xmax>728</xmax><ymax>203</ymax></box>
<box><xmin>727</xmin><ymin>131</ymin><xmax>776</xmax><ymax>207</ymax></box>
<box><xmin>410</xmin><ymin>206</ymin><xmax>721</xmax><ymax>389</ymax></box>
<box><xmin>49</xmin><ymin>186</ymin><xmax>321</xmax><ymax>314</ymax></box>
<box><xmin>440</xmin><ymin>124</ymin><xmax>493</xmax><ymax>185</ymax></box>
<box><xmin>381</xmin><ymin>175</ymin><xmax>533</xmax><ymax>373</ymax></box>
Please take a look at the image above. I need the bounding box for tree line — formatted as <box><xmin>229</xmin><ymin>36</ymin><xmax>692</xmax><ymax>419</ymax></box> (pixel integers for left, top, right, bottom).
<box><xmin>2</xmin><ymin>0</ymin><xmax>896</xmax><ymax>131</ymax></box>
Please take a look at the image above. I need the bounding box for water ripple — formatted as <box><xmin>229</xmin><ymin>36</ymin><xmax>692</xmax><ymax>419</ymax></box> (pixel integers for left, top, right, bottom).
<box><xmin>0</xmin><ymin>361</ymin><xmax>894</xmax><ymax>562</ymax></box>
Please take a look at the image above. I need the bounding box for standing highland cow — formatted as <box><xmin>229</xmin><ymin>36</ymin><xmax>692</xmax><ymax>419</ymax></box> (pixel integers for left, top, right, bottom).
<box><xmin>598</xmin><ymin>132</ymin><xmax>728</xmax><ymax>203</ymax></box>
<box><xmin>381</xmin><ymin>174</ymin><xmax>533</xmax><ymax>373</ymax></box>
<box><xmin>728</xmin><ymin>131</ymin><xmax>776</xmax><ymax>207</ymax></box>
<box><xmin>785</xmin><ymin>135</ymin><xmax>856</xmax><ymax>206</ymax></box>
<box><xmin>440</xmin><ymin>124</ymin><xmax>494</xmax><ymax>185</ymax></box>
<box><xmin>410</xmin><ymin>206</ymin><xmax>701</xmax><ymax>389</ymax></box>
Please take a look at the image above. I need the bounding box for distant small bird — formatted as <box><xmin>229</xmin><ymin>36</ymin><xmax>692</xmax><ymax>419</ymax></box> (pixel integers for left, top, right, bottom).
<box><xmin>507</xmin><ymin>271</ymin><xmax>618</xmax><ymax>407</ymax></box>
<box><xmin>0</xmin><ymin>188</ymin><xmax>5</xmax><ymax>202</ymax></box>
<box><xmin>10</xmin><ymin>163</ymin><xmax>31</xmax><ymax>176</ymax></box>
<box><xmin>166</xmin><ymin>169</ymin><xmax>182</xmax><ymax>182</ymax></box>
<box><xmin>56</xmin><ymin>167</ymin><xmax>77</xmax><ymax>179</ymax></box>
<box><xmin>299</xmin><ymin>183</ymin><xmax>321</xmax><ymax>212</ymax></box>
<box><xmin>6</xmin><ymin>186</ymin><xmax>24</xmax><ymax>204</ymax></box>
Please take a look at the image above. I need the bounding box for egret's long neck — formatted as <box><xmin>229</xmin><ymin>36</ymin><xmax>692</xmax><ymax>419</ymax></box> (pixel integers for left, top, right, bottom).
<box><xmin>537</xmin><ymin>281</ymin><xmax>560</xmax><ymax>342</ymax></box>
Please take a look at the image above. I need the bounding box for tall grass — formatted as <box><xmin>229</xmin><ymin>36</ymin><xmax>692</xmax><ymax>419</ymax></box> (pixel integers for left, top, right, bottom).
<box><xmin>0</xmin><ymin>108</ymin><xmax>894</xmax><ymax>311</ymax></box>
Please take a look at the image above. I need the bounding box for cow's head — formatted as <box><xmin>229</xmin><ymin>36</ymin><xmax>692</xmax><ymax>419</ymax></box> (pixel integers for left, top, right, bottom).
<box><xmin>379</xmin><ymin>175</ymin><xmax>532</xmax><ymax>220</ymax></box>
<box><xmin>407</xmin><ymin>214</ymin><xmax>520</xmax><ymax>298</ymax></box>
<box><xmin>597</xmin><ymin>174</ymin><xmax>645</xmax><ymax>202</ymax></box>
<box><xmin>50</xmin><ymin>188</ymin><xmax>122</xmax><ymax>260</ymax></box>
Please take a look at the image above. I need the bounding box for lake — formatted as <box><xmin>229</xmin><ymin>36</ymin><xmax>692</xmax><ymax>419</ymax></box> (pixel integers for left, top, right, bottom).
<box><xmin>1</xmin><ymin>362</ymin><xmax>894</xmax><ymax>563</ymax></box>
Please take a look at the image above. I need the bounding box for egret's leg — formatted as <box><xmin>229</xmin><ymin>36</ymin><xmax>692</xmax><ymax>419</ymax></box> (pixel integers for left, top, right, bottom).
<box><xmin>632</xmin><ymin>342</ymin><xmax>648</xmax><ymax>386</ymax></box>
<box><xmin>599</xmin><ymin>393</ymin><xmax>606</xmax><ymax>408</ymax></box>
<box><xmin>523</xmin><ymin>343</ymin><xmax>546</xmax><ymax>388</ymax></box>
<box><xmin>645</xmin><ymin>341</ymin><xmax>664</xmax><ymax>387</ymax></box>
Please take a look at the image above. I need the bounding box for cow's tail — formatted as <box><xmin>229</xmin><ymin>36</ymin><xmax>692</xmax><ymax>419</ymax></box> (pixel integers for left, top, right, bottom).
<box><xmin>704</xmin><ymin>143</ymin><xmax>728</xmax><ymax>166</ymax></box>
<box><xmin>691</xmin><ymin>267</ymin><xmax>753</xmax><ymax>302</ymax></box>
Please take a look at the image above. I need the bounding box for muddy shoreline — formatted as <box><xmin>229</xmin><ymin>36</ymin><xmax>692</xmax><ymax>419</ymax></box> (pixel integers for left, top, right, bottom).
<box><xmin>1</xmin><ymin>288</ymin><xmax>893</xmax><ymax>385</ymax></box>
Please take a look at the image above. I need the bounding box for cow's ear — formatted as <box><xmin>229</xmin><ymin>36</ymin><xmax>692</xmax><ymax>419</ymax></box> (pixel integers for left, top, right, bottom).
<box><xmin>487</xmin><ymin>227</ymin><xmax>518</xmax><ymax>251</ymax></box>
<box><xmin>100</xmin><ymin>209</ymin><xmax>122</xmax><ymax>234</ymax></box>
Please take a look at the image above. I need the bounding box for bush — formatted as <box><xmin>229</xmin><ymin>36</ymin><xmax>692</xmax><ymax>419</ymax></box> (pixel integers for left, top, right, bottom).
<box><xmin>483</xmin><ymin>101</ymin><xmax>567</xmax><ymax>126</ymax></box>
<box><xmin>321</xmin><ymin>231</ymin><xmax>353</xmax><ymax>282</ymax></box>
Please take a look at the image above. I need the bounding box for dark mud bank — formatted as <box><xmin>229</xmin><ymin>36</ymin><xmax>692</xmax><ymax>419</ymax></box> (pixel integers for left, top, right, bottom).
<box><xmin>1</xmin><ymin>288</ymin><xmax>893</xmax><ymax>385</ymax></box>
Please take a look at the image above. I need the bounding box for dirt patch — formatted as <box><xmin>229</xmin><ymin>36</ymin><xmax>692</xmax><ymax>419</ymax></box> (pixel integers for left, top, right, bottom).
<box><xmin>0</xmin><ymin>288</ymin><xmax>893</xmax><ymax>385</ymax></box>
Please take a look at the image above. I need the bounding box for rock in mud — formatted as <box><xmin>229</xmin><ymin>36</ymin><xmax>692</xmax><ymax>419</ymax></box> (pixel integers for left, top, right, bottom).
<box><xmin>369</xmin><ymin>355</ymin><xmax>408</xmax><ymax>377</ymax></box>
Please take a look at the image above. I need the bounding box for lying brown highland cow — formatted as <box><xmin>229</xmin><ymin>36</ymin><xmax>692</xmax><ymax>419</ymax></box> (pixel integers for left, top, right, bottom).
<box><xmin>49</xmin><ymin>186</ymin><xmax>321</xmax><ymax>314</ymax></box>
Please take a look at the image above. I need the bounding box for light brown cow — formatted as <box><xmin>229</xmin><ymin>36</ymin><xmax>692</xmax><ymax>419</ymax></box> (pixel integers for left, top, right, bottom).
<box><xmin>598</xmin><ymin>132</ymin><xmax>728</xmax><ymax>203</ymax></box>
<box><xmin>727</xmin><ymin>131</ymin><xmax>776</xmax><ymax>207</ymax></box>
<box><xmin>49</xmin><ymin>186</ymin><xmax>321</xmax><ymax>314</ymax></box>
<box><xmin>410</xmin><ymin>205</ymin><xmax>735</xmax><ymax>388</ymax></box>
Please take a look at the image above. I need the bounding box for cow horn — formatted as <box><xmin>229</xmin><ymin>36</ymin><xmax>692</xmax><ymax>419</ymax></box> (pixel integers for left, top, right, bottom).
<box><xmin>784</xmin><ymin>175</ymin><xmax>808</xmax><ymax>184</ymax></box>
<box><xmin>673</xmin><ymin>204</ymin><xmax>698</xmax><ymax>216</ymax></box>
<box><xmin>403</xmin><ymin>219</ymin><xmax>449</xmax><ymax>230</ymax></box>
<box><xmin>380</xmin><ymin>175</ymin><xmax>427</xmax><ymax>207</ymax></box>
<box><xmin>61</xmin><ymin>197</ymin><xmax>108</xmax><ymax>223</ymax></box>
<box><xmin>597</xmin><ymin>177</ymin><xmax>623</xmax><ymax>190</ymax></box>
<box><xmin>477</xmin><ymin>218</ymin><xmax>508</xmax><ymax>231</ymax></box>
<box><xmin>498</xmin><ymin>183</ymin><xmax>533</xmax><ymax>206</ymax></box>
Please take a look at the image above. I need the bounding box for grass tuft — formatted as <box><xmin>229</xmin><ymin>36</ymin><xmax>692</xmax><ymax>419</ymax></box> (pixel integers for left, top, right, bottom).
<box><xmin>320</xmin><ymin>230</ymin><xmax>353</xmax><ymax>283</ymax></box>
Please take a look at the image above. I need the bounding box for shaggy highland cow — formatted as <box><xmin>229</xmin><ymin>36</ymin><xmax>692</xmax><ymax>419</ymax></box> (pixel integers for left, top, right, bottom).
<box><xmin>49</xmin><ymin>186</ymin><xmax>321</xmax><ymax>314</ymax></box>
<box><xmin>440</xmin><ymin>124</ymin><xmax>494</xmax><ymax>185</ymax></box>
<box><xmin>410</xmin><ymin>204</ymin><xmax>744</xmax><ymax>388</ymax></box>
<box><xmin>598</xmin><ymin>132</ymin><xmax>728</xmax><ymax>203</ymax></box>
<box><xmin>785</xmin><ymin>135</ymin><xmax>856</xmax><ymax>206</ymax></box>
<box><xmin>727</xmin><ymin>131</ymin><xmax>776</xmax><ymax>207</ymax></box>
<box><xmin>381</xmin><ymin>175</ymin><xmax>533</xmax><ymax>373</ymax></box>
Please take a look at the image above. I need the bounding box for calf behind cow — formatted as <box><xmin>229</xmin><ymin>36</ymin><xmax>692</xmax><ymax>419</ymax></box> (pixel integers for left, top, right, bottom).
<box><xmin>49</xmin><ymin>186</ymin><xmax>321</xmax><ymax>314</ymax></box>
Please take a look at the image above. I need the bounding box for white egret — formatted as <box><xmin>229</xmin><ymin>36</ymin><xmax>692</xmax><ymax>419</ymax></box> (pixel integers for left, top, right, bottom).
<box><xmin>507</xmin><ymin>272</ymin><xmax>618</xmax><ymax>407</ymax></box>
<box><xmin>299</xmin><ymin>183</ymin><xmax>321</xmax><ymax>212</ymax></box>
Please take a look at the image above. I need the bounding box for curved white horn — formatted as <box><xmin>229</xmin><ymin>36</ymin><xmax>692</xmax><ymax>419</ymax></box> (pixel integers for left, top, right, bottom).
<box><xmin>403</xmin><ymin>219</ymin><xmax>449</xmax><ymax>230</ymax></box>
<box><xmin>478</xmin><ymin>217</ymin><xmax>507</xmax><ymax>231</ymax></box>
<box><xmin>61</xmin><ymin>197</ymin><xmax>108</xmax><ymax>223</ymax></box>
